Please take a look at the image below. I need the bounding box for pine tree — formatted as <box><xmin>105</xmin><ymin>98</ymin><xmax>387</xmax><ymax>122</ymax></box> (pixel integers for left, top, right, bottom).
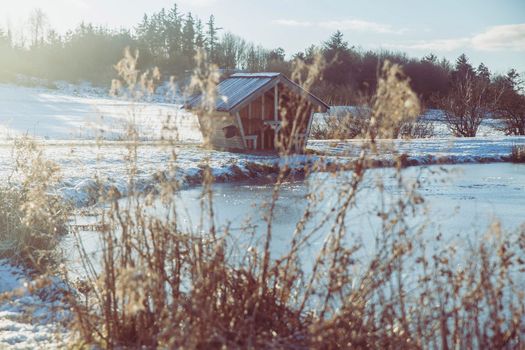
<box><xmin>136</xmin><ymin>14</ymin><xmax>149</xmax><ymax>41</ymax></box>
<box><xmin>195</xmin><ymin>19</ymin><xmax>205</xmax><ymax>50</ymax></box>
<box><xmin>505</xmin><ymin>69</ymin><xmax>522</xmax><ymax>92</ymax></box>
<box><xmin>206</xmin><ymin>15</ymin><xmax>221</xmax><ymax>63</ymax></box>
<box><xmin>322</xmin><ymin>31</ymin><xmax>356</xmax><ymax>86</ymax></box>
<box><xmin>268</xmin><ymin>47</ymin><xmax>285</xmax><ymax>62</ymax></box>
<box><xmin>166</xmin><ymin>4</ymin><xmax>182</xmax><ymax>61</ymax></box>
<box><xmin>155</xmin><ymin>8</ymin><xmax>168</xmax><ymax>58</ymax></box>
<box><xmin>422</xmin><ymin>53</ymin><xmax>437</xmax><ymax>64</ymax></box>
<box><xmin>452</xmin><ymin>53</ymin><xmax>475</xmax><ymax>82</ymax></box>
<box><xmin>182</xmin><ymin>13</ymin><xmax>196</xmax><ymax>68</ymax></box>
<box><xmin>477</xmin><ymin>62</ymin><xmax>490</xmax><ymax>83</ymax></box>
<box><xmin>324</xmin><ymin>30</ymin><xmax>348</xmax><ymax>52</ymax></box>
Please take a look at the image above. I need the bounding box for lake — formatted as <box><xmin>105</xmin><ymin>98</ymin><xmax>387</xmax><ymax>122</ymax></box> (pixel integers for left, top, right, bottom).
<box><xmin>65</xmin><ymin>162</ymin><xmax>525</xmax><ymax>276</ymax></box>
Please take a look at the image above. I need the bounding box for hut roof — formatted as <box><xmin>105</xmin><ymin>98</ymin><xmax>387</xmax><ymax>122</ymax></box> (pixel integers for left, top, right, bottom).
<box><xmin>186</xmin><ymin>72</ymin><xmax>329</xmax><ymax>113</ymax></box>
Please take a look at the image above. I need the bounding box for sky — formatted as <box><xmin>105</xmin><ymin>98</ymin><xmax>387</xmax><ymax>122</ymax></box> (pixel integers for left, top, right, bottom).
<box><xmin>2</xmin><ymin>0</ymin><xmax>525</xmax><ymax>74</ymax></box>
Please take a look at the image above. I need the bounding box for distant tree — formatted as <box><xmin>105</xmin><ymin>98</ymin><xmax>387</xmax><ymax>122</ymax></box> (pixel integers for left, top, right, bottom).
<box><xmin>136</xmin><ymin>12</ymin><xmax>163</xmax><ymax>59</ymax></box>
<box><xmin>268</xmin><ymin>47</ymin><xmax>285</xmax><ymax>62</ymax></box>
<box><xmin>245</xmin><ymin>44</ymin><xmax>268</xmax><ymax>72</ymax></box>
<box><xmin>439</xmin><ymin>59</ymin><xmax>496</xmax><ymax>137</ymax></box>
<box><xmin>0</xmin><ymin>28</ymin><xmax>11</xmax><ymax>47</ymax></box>
<box><xmin>422</xmin><ymin>53</ymin><xmax>438</xmax><ymax>64</ymax></box>
<box><xmin>0</xmin><ymin>28</ymin><xmax>10</xmax><ymax>49</ymax></box>
<box><xmin>405</xmin><ymin>54</ymin><xmax>451</xmax><ymax>105</ymax></box>
<box><xmin>266</xmin><ymin>47</ymin><xmax>290</xmax><ymax>74</ymax></box>
<box><xmin>322</xmin><ymin>31</ymin><xmax>358</xmax><ymax>86</ymax></box>
<box><xmin>206</xmin><ymin>15</ymin><xmax>221</xmax><ymax>63</ymax></box>
<box><xmin>28</xmin><ymin>8</ymin><xmax>48</xmax><ymax>48</ymax></box>
<box><xmin>324</xmin><ymin>30</ymin><xmax>347</xmax><ymax>51</ymax></box>
<box><xmin>153</xmin><ymin>9</ymin><xmax>168</xmax><ymax>58</ymax></box>
<box><xmin>494</xmin><ymin>69</ymin><xmax>525</xmax><ymax>135</ymax></box>
<box><xmin>166</xmin><ymin>4</ymin><xmax>183</xmax><ymax>61</ymax></box>
<box><xmin>292</xmin><ymin>45</ymin><xmax>318</xmax><ymax>66</ymax></box>
<box><xmin>218</xmin><ymin>32</ymin><xmax>246</xmax><ymax>69</ymax></box>
<box><xmin>357</xmin><ymin>50</ymin><xmax>380</xmax><ymax>95</ymax></box>
<box><xmin>452</xmin><ymin>53</ymin><xmax>475</xmax><ymax>83</ymax></box>
<box><xmin>135</xmin><ymin>14</ymin><xmax>150</xmax><ymax>39</ymax></box>
<box><xmin>182</xmin><ymin>13</ymin><xmax>196</xmax><ymax>68</ymax></box>
<box><xmin>477</xmin><ymin>62</ymin><xmax>491</xmax><ymax>83</ymax></box>
<box><xmin>0</xmin><ymin>28</ymin><xmax>11</xmax><ymax>77</ymax></box>
<box><xmin>45</xmin><ymin>29</ymin><xmax>61</xmax><ymax>47</ymax></box>
<box><xmin>195</xmin><ymin>19</ymin><xmax>205</xmax><ymax>49</ymax></box>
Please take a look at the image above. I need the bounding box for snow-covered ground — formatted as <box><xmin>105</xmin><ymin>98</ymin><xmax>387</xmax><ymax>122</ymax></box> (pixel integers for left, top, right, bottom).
<box><xmin>420</xmin><ymin>108</ymin><xmax>506</xmax><ymax>137</ymax></box>
<box><xmin>0</xmin><ymin>260</ymin><xmax>68</xmax><ymax>349</ymax></box>
<box><xmin>308</xmin><ymin>136</ymin><xmax>525</xmax><ymax>162</ymax></box>
<box><xmin>321</xmin><ymin>107</ymin><xmax>507</xmax><ymax>138</ymax></box>
<box><xmin>0</xmin><ymin>83</ymin><xmax>201</xmax><ymax>142</ymax></box>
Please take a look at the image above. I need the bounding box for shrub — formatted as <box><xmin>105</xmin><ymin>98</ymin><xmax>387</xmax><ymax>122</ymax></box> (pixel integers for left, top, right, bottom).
<box><xmin>494</xmin><ymin>70</ymin><xmax>525</xmax><ymax>136</ymax></box>
<box><xmin>398</xmin><ymin>119</ymin><xmax>435</xmax><ymax>139</ymax></box>
<box><xmin>310</xmin><ymin>106</ymin><xmax>370</xmax><ymax>139</ymax></box>
<box><xmin>437</xmin><ymin>55</ymin><xmax>498</xmax><ymax>137</ymax></box>
<box><xmin>0</xmin><ymin>138</ymin><xmax>67</xmax><ymax>272</ymax></box>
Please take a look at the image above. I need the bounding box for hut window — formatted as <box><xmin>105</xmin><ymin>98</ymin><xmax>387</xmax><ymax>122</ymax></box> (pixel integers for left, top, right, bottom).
<box><xmin>222</xmin><ymin>125</ymin><xmax>239</xmax><ymax>139</ymax></box>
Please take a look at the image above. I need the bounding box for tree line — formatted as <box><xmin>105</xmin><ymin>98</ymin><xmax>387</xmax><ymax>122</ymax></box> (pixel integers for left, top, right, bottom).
<box><xmin>0</xmin><ymin>4</ymin><xmax>523</xmax><ymax>136</ymax></box>
<box><xmin>0</xmin><ymin>5</ymin><xmax>282</xmax><ymax>84</ymax></box>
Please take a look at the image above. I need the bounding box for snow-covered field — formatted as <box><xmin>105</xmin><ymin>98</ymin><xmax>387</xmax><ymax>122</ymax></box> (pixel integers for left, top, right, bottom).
<box><xmin>0</xmin><ymin>83</ymin><xmax>201</xmax><ymax>142</ymax></box>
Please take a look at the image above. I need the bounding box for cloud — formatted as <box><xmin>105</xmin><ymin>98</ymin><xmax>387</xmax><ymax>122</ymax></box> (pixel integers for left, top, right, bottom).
<box><xmin>274</xmin><ymin>19</ymin><xmax>313</xmax><ymax>27</ymax></box>
<box><xmin>389</xmin><ymin>24</ymin><xmax>525</xmax><ymax>52</ymax></box>
<box><xmin>318</xmin><ymin>20</ymin><xmax>406</xmax><ymax>34</ymax></box>
<box><xmin>55</xmin><ymin>0</ymin><xmax>89</xmax><ymax>10</ymax></box>
<box><xmin>471</xmin><ymin>24</ymin><xmax>525</xmax><ymax>50</ymax></box>
<box><xmin>391</xmin><ymin>38</ymin><xmax>470</xmax><ymax>51</ymax></box>
<box><xmin>274</xmin><ymin>18</ymin><xmax>405</xmax><ymax>34</ymax></box>
<box><xmin>178</xmin><ymin>0</ymin><xmax>218</xmax><ymax>7</ymax></box>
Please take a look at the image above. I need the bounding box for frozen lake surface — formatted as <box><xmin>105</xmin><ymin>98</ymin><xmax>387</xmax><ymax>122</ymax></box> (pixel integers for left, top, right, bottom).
<box><xmin>67</xmin><ymin>162</ymin><xmax>525</xmax><ymax>275</ymax></box>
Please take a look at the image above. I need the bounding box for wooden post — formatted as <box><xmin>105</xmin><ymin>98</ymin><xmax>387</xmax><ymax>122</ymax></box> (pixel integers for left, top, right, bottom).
<box><xmin>248</xmin><ymin>103</ymin><xmax>252</xmax><ymax>134</ymax></box>
<box><xmin>274</xmin><ymin>84</ymin><xmax>278</xmax><ymax>121</ymax></box>
<box><xmin>261</xmin><ymin>93</ymin><xmax>265</xmax><ymax>120</ymax></box>
<box><xmin>235</xmin><ymin>112</ymin><xmax>247</xmax><ymax>149</ymax></box>
<box><xmin>305</xmin><ymin>109</ymin><xmax>315</xmax><ymax>150</ymax></box>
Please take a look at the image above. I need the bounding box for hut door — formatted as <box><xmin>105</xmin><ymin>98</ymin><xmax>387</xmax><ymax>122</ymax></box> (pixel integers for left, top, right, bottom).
<box><xmin>263</xmin><ymin>127</ymin><xmax>275</xmax><ymax>150</ymax></box>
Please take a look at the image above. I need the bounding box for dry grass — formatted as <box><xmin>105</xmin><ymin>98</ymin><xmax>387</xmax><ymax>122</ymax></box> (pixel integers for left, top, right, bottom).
<box><xmin>51</xmin><ymin>53</ymin><xmax>525</xmax><ymax>349</ymax></box>
<box><xmin>0</xmin><ymin>137</ymin><xmax>67</xmax><ymax>272</ymax></box>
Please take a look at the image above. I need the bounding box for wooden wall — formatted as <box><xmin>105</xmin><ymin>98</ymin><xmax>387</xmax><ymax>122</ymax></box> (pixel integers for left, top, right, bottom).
<box><xmin>236</xmin><ymin>84</ymin><xmax>317</xmax><ymax>151</ymax></box>
<box><xmin>198</xmin><ymin>112</ymin><xmax>245</xmax><ymax>151</ymax></box>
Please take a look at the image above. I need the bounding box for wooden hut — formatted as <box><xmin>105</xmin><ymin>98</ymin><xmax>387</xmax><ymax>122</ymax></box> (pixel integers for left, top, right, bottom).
<box><xmin>186</xmin><ymin>72</ymin><xmax>329</xmax><ymax>152</ymax></box>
